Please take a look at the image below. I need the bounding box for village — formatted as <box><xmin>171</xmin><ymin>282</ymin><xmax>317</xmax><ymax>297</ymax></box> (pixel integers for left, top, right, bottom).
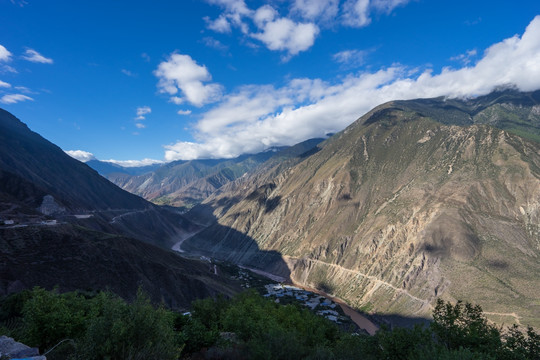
<box><xmin>230</xmin><ymin>267</ymin><xmax>355</xmax><ymax>328</ymax></box>
<box><xmin>263</xmin><ymin>283</ymin><xmax>344</xmax><ymax>324</ymax></box>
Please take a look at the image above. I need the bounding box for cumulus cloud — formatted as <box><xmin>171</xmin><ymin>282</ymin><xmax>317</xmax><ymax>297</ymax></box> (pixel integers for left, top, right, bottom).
<box><xmin>251</xmin><ymin>6</ymin><xmax>319</xmax><ymax>58</ymax></box>
<box><xmin>203</xmin><ymin>0</ymin><xmax>412</xmax><ymax>56</ymax></box>
<box><xmin>65</xmin><ymin>150</ymin><xmax>96</xmax><ymax>162</ymax></box>
<box><xmin>22</xmin><ymin>49</ymin><xmax>53</xmax><ymax>64</ymax></box>
<box><xmin>0</xmin><ymin>45</ymin><xmax>12</xmax><ymax>62</ymax></box>
<box><xmin>177</xmin><ymin>109</ymin><xmax>192</xmax><ymax>115</ymax></box>
<box><xmin>204</xmin><ymin>1</ymin><xmax>319</xmax><ymax>58</ymax></box>
<box><xmin>205</xmin><ymin>0</ymin><xmax>252</xmax><ymax>33</ymax></box>
<box><xmin>163</xmin><ymin>16</ymin><xmax>540</xmax><ymax>161</ymax></box>
<box><xmin>204</xmin><ymin>15</ymin><xmax>232</xmax><ymax>33</ymax></box>
<box><xmin>154</xmin><ymin>53</ymin><xmax>223</xmax><ymax>107</ymax></box>
<box><xmin>0</xmin><ymin>94</ymin><xmax>33</xmax><ymax>104</ymax></box>
<box><xmin>102</xmin><ymin>158</ymin><xmax>164</xmax><ymax>167</ymax></box>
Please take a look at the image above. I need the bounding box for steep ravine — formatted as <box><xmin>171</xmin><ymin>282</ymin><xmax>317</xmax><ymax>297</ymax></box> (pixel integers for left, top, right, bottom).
<box><xmin>184</xmin><ymin>101</ymin><xmax>540</xmax><ymax>327</ymax></box>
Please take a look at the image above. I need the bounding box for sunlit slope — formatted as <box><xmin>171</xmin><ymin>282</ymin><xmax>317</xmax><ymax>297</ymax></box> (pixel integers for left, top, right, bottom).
<box><xmin>185</xmin><ymin>90</ymin><xmax>540</xmax><ymax>327</ymax></box>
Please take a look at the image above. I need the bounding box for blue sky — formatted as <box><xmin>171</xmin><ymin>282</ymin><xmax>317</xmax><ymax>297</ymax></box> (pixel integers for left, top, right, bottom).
<box><xmin>1</xmin><ymin>0</ymin><xmax>540</xmax><ymax>165</ymax></box>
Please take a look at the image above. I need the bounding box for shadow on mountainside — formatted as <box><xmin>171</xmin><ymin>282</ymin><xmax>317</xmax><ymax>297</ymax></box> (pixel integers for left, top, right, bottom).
<box><xmin>183</xmin><ymin>204</ymin><xmax>435</xmax><ymax>330</ymax></box>
<box><xmin>0</xmin><ymin>224</ymin><xmax>241</xmax><ymax>311</ymax></box>
<box><xmin>183</xmin><ymin>203</ymin><xmax>291</xmax><ymax>281</ymax></box>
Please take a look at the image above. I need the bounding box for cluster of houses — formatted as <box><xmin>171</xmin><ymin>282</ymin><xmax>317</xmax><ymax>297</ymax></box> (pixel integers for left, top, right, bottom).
<box><xmin>263</xmin><ymin>284</ymin><xmax>344</xmax><ymax>324</ymax></box>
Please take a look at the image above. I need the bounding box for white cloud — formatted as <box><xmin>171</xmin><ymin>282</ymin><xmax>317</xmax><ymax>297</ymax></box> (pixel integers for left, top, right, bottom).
<box><xmin>204</xmin><ymin>2</ymin><xmax>320</xmax><ymax>58</ymax></box>
<box><xmin>205</xmin><ymin>0</ymin><xmax>252</xmax><ymax>33</ymax></box>
<box><xmin>170</xmin><ymin>96</ymin><xmax>184</xmax><ymax>105</ymax></box>
<box><xmin>14</xmin><ymin>86</ymin><xmax>34</xmax><ymax>94</ymax></box>
<box><xmin>121</xmin><ymin>69</ymin><xmax>136</xmax><ymax>77</ymax></box>
<box><xmin>102</xmin><ymin>158</ymin><xmax>164</xmax><ymax>168</ymax></box>
<box><xmin>450</xmin><ymin>49</ymin><xmax>478</xmax><ymax>65</ymax></box>
<box><xmin>371</xmin><ymin>0</ymin><xmax>410</xmax><ymax>13</ymax></box>
<box><xmin>203</xmin><ymin>0</ymin><xmax>412</xmax><ymax>56</ymax></box>
<box><xmin>65</xmin><ymin>150</ymin><xmax>96</xmax><ymax>162</ymax></box>
<box><xmin>0</xmin><ymin>94</ymin><xmax>33</xmax><ymax>104</ymax></box>
<box><xmin>291</xmin><ymin>0</ymin><xmax>339</xmax><ymax>22</ymax></box>
<box><xmin>0</xmin><ymin>45</ymin><xmax>12</xmax><ymax>62</ymax></box>
<box><xmin>333</xmin><ymin>49</ymin><xmax>368</xmax><ymax>68</ymax></box>
<box><xmin>135</xmin><ymin>123</ymin><xmax>146</xmax><ymax>129</ymax></box>
<box><xmin>341</xmin><ymin>0</ymin><xmax>410</xmax><ymax>27</ymax></box>
<box><xmin>0</xmin><ymin>65</ymin><xmax>17</xmax><ymax>74</ymax></box>
<box><xmin>10</xmin><ymin>0</ymin><xmax>28</xmax><ymax>7</ymax></box>
<box><xmin>22</xmin><ymin>49</ymin><xmax>53</xmax><ymax>64</ymax></box>
<box><xmin>135</xmin><ymin>106</ymin><xmax>151</xmax><ymax>120</ymax></box>
<box><xmin>0</xmin><ymin>80</ymin><xmax>10</xmax><ymax>88</ymax></box>
<box><xmin>163</xmin><ymin>15</ymin><xmax>540</xmax><ymax>161</ymax></box>
<box><xmin>251</xmin><ymin>6</ymin><xmax>319</xmax><ymax>58</ymax></box>
<box><xmin>177</xmin><ymin>109</ymin><xmax>192</xmax><ymax>115</ymax></box>
<box><xmin>341</xmin><ymin>0</ymin><xmax>371</xmax><ymax>27</ymax></box>
<box><xmin>154</xmin><ymin>53</ymin><xmax>223</xmax><ymax>107</ymax></box>
<box><xmin>202</xmin><ymin>37</ymin><xmax>229</xmax><ymax>51</ymax></box>
<box><xmin>204</xmin><ymin>15</ymin><xmax>232</xmax><ymax>33</ymax></box>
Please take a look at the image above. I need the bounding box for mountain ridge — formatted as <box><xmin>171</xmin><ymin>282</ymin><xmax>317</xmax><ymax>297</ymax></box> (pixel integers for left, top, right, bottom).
<box><xmin>182</xmin><ymin>90</ymin><xmax>540</xmax><ymax>327</ymax></box>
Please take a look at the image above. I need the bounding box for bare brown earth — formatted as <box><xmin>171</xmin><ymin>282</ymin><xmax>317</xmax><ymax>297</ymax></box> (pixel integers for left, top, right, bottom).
<box><xmin>183</xmin><ymin>95</ymin><xmax>540</xmax><ymax>328</ymax></box>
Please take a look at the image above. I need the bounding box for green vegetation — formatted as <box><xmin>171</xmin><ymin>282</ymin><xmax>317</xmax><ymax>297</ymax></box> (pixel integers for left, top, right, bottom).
<box><xmin>0</xmin><ymin>288</ymin><xmax>539</xmax><ymax>359</ymax></box>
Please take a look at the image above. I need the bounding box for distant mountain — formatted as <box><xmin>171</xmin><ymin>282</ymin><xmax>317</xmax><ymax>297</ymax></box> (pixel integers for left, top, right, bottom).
<box><xmin>86</xmin><ymin>159</ymin><xmax>161</xmax><ymax>177</ymax></box>
<box><xmin>104</xmin><ymin>141</ymin><xmax>324</xmax><ymax>208</ymax></box>
<box><xmin>183</xmin><ymin>89</ymin><xmax>540</xmax><ymax>328</ymax></box>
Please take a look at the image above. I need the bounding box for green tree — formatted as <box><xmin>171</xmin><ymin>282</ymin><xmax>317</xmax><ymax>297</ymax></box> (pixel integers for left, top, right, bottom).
<box><xmin>22</xmin><ymin>287</ymin><xmax>89</xmax><ymax>351</ymax></box>
<box><xmin>431</xmin><ymin>299</ymin><xmax>502</xmax><ymax>355</ymax></box>
<box><xmin>79</xmin><ymin>289</ymin><xmax>180</xmax><ymax>360</ymax></box>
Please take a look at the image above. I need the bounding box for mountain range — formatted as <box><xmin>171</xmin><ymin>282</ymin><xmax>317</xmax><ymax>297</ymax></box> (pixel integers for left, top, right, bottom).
<box><xmin>1</xmin><ymin>89</ymin><xmax>539</xmax><ymax>328</ymax></box>
<box><xmin>90</xmin><ymin>139</ymin><xmax>324</xmax><ymax>209</ymax></box>
<box><xmin>180</xmin><ymin>89</ymin><xmax>540</xmax><ymax>327</ymax></box>
<box><xmin>0</xmin><ymin>109</ymin><xmax>240</xmax><ymax>308</ymax></box>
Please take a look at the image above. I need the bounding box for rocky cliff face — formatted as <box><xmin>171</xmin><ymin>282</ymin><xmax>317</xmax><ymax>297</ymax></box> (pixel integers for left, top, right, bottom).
<box><xmin>184</xmin><ymin>90</ymin><xmax>540</xmax><ymax>327</ymax></box>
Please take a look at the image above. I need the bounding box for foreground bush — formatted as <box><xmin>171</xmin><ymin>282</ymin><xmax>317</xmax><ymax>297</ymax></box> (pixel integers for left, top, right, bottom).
<box><xmin>0</xmin><ymin>287</ymin><xmax>180</xmax><ymax>360</ymax></box>
<box><xmin>0</xmin><ymin>287</ymin><xmax>539</xmax><ymax>359</ymax></box>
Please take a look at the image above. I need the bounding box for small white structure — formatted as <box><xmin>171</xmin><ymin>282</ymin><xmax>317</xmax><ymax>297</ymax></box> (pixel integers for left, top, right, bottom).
<box><xmin>41</xmin><ymin>220</ymin><xmax>57</xmax><ymax>225</ymax></box>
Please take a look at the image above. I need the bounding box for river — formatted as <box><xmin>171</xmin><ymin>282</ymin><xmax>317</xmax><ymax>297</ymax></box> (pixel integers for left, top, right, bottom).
<box><xmin>240</xmin><ymin>265</ymin><xmax>379</xmax><ymax>335</ymax></box>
